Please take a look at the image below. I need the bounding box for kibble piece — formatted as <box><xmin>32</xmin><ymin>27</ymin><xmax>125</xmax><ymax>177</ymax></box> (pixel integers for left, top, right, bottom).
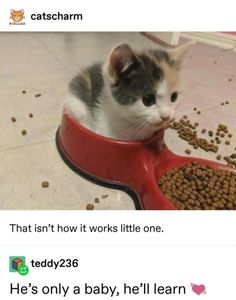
<box><xmin>11</xmin><ymin>117</ymin><xmax>16</xmax><ymax>122</ymax></box>
<box><xmin>29</xmin><ymin>113</ymin><xmax>33</xmax><ymax>118</ymax></box>
<box><xmin>94</xmin><ymin>197</ymin><xmax>100</xmax><ymax>203</ymax></box>
<box><xmin>228</xmin><ymin>133</ymin><xmax>232</xmax><ymax>138</ymax></box>
<box><xmin>228</xmin><ymin>78</ymin><xmax>232</xmax><ymax>82</ymax></box>
<box><xmin>201</xmin><ymin>129</ymin><xmax>206</xmax><ymax>134</ymax></box>
<box><xmin>221</xmin><ymin>102</ymin><xmax>225</xmax><ymax>106</ymax></box>
<box><xmin>86</xmin><ymin>204</ymin><xmax>94</xmax><ymax>210</ymax></box>
<box><xmin>22</xmin><ymin>90</ymin><xmax>26</xmax><ymax>94</ymax></box>
<box><xmin>42</xmin><ymin>181</ymin><xmax>49</xmax><ymax>188</ymax></box>
<box><xmin>225</xmin><ymin>101</ymin><xmax>229</xmax><ymax>104</ymax></box>
<box><xmin>183</xmin><ymin>115</ymin><xmax>187</xmax><ymax>119</ymax></box>
<box><xmin>216</xmin><ymin>155</ymin><xmax>222</xmax><ymax>160</ymax></box>
<box><xmin>208</xmin><ymin>130</ymin><xmax>213</xmax><ymax>137</ymax></box>
<box><xmin>224</xmin><ymin>156</ymin><xmax>230</xmax><ymax>162</ymax></box>
<box><xmin>35</xmin><ymin>93</ymin><xmax>42</xmax><ymax>98</ymax></box>
<box><xmin>230</xmin><ymin>154</ymin><xmax>236</xmax><ymax>159</ymax></box>
<box><xmin>225</xmin><ymin>140</ymin><xmax>230</xmax><ymax>145</ymax></box>
<box><xmin>185</xmin><ymin>149</ymin><xmax>191</xmax><ymax>155</ymax></box>
<box><xmin>21</xmin><ymin>130</ymin><xmax>27</xmax><ymax>135</ymax></box>
<box><xmin>193</xmin><ymin>107</ymin><xmax>197</xmax><ymax>111</ymax></box>
<box><xmin>101</xmin><ymin>194</ymin><xmax>109</xmax><ymax>199</ymax></box>
<box><xmin>197</xmin><ymin>111</ymin><xmax>201</xmax><ymax>114</ymax></box>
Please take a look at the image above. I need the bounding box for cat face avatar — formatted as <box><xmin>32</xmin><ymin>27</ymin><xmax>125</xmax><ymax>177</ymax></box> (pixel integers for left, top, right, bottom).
<box><xmin>10</xmin><ymin>9</ymin><xmax>24</xmax><ymax>22</ymax></box>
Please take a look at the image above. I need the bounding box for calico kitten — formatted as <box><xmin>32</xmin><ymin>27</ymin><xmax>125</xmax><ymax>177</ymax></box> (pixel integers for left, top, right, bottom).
<box><xmin>64</xmin><ymin>41</ymin><xmax>194</xmax><ymax>141</ymax></box>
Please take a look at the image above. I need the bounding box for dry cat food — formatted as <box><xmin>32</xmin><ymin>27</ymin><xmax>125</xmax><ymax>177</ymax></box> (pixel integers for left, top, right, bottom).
<box><xmin>35</xmin><ymin>93</ymin><xmax>42</xmax><ymax>98</ymax></box>
<box><xmin>29</xmin><ymin>113</ymin><xmax>33</xmax><ymax>118</ymax></box>
<box><xmin>41</xmin><ymin>181</ymin><xmax>49</xmax><ymax>188</ymax></box>
<box><xmin>101</xmin><ymin>194</ymin><xmax>109</xmax><ymax>199</ymax></box>
<box><xmin>157</xmin><ymin>161</ymin><xmax>236</xmax><ymax>210</ymax></box>
<box><xmin>94</xmin><ymin>197</ymin><xmax>100</xmax><ymax>203</ymax></box>
<box><xmin>208</xmin><ymin>130</ymin><xmax>213</xmax><ymax>137</ymax></box>
<box><xmin>169</xmin><ymin>119</ymin><xmax>219</xmax><ymax>153</ymax></box>
<box><xmin>11</xmin><ymin>117</ymin><xmax>16</xmax><ymax>122</ymax></box>
<box><xmin>168</xmin><ymin>116</ymin><xmax>235</xmax><ymax>165</ymax></box>
<box><xmin>86</xmin><ymin>204</ymin><xmax>94</xmax><ymax>210</ymax></box>
<box><xmin>185</xmin><ymin>149</ymin><xmax>191</xmax><ymax>155</ymax></box>
<box><xmin>21</xmin><ymin>129</ymin><xmax>27</xmax><ymax>136</ymax></box>
<box><xmin>22</xmin><ymin>90</ymin><xmax>26</xmax><ymax>94</ymax></box>
<box><xmin>223</xmin><ymin>156</ymin><xmax>236</xmax><ymax>167</ymax></box>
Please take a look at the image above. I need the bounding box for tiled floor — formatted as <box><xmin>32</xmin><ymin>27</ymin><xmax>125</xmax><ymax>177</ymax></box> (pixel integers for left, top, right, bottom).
<box><xmin>0</xmin><ymin>32</ymin><xmax>236</xmax><ymax>210</ymax></box>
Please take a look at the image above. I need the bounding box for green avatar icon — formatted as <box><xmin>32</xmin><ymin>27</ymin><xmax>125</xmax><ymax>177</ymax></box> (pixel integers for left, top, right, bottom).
<box><xmin>9</xmin><ymin>256</ymin><xmax>29</xmax><ymax>276</ymax></box>
<box><xmin>18</xmin><ymin>265</ymin><xmax>29</xmax><ymax>276</ymax></box>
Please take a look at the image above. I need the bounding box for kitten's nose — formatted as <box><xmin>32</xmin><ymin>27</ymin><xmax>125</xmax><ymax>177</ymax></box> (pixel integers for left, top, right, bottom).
<box><xmin>161</xmin><ymin>114</ymin><xmax>171</xmax><ymax>121</ymax></box>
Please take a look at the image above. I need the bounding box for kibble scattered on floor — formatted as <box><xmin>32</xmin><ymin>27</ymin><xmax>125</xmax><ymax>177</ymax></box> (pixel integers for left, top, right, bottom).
<box><xmin>35</xmin><ymin>93</ymin><xmax>42</xmax><ymax>98</ymax></box>
<box><xmin>21</xmin><ymin>130</ymin><xmax>27</xmax><ymax>136</ymax></box>
<box><xmin>94</xmin><ymin>198</ymin><xmax>100</xmax><ymax>203</ymax></box>
<box><xmin>86</xmin><ymin>204</ymin><xmax>94</xmax><ymax>210</ymax></box>
<box><xmin>41</xmin><ymin>181</ymin><xmax>49</xmax><ymax>188</ymax></box>
<box><xmin>168</xmin><ymin>118</ymin><xmax>219</xmax><ymax>153</ymax></box>
<box><xmin>168</xmin><ymin>113</ymin><xmax>236</xmax><ymax>167</ymax></box>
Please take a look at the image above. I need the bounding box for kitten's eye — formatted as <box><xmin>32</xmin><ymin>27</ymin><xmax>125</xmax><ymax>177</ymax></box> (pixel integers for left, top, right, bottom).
<box><xmin>171</xmin><ymin>92</ymin><xmax>178</xmax><ymax>102</ymax></box>
<box><xmin>142</xmin><ymin>94</ymin><xmax>156</xmax><ymax>106</ymax></box>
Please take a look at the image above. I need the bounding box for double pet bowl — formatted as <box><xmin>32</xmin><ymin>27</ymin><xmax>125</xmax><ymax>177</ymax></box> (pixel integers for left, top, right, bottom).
<box><xmin>56</xmin><ymin>111</ymin><xmax>235</xmax><ymax>210</ymax></box>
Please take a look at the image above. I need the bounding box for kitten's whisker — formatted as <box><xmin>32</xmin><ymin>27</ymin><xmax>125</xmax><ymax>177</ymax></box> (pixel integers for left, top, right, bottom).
<box><xmin>130</xmin><ymin>120</ymin><xmax>150</xmax><ymax>139</ymax></box>
<box><xmin>121</xmin><ymin>123</ymin><xmax>138</xmax><ymax>133</ymax></box>
<box><xmin>132</xmin><ymin>120</ymin><xmax>153</xmax><ymax>139</ymax></box>
<box><xmin>121</xmin><ymin>121</ymin><xmax>143</xmax><ymax>135</ymax></box>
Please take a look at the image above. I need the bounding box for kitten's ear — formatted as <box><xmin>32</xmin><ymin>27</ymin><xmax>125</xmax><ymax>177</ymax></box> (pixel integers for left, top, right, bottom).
<box><xmin>168</xmin><ymin>40</ymin><xmax>196</xmax><ymax>63</ymax></box>
<box><xmin>108</xmin><ymin>44</ymin><xmax>138</xmax><ymax>83</ymax></box>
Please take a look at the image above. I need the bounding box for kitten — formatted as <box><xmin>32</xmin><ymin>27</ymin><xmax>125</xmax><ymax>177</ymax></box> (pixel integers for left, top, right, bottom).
<box><xmin>64</xmin><ymin>41</ymin><xmax>194</xmax><ymax>141</ymax></box>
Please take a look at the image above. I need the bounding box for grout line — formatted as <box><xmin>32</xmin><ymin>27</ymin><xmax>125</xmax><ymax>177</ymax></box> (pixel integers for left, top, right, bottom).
<box><xmin>0</xmin><ymin>138</ymin><xmax>55</xmax><ymax>153</ymax></box>
<box><xmin>33</xmin><ymin>34</ymin><xmax>70</xmax><ymax>71</ymax></box>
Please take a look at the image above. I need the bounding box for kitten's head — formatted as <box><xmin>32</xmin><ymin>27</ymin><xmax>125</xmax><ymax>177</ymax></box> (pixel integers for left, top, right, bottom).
<box><xmin>106</xmin><ymin>42</ymin><xmax>194</xmax><ymax>140</ymax></box>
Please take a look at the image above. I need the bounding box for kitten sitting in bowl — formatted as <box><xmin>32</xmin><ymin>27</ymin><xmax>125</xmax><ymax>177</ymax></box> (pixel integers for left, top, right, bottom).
<box><xmin>64</xmin><ymin>41</ymin><xmax>195</xmax><ymax>141</ymax></box>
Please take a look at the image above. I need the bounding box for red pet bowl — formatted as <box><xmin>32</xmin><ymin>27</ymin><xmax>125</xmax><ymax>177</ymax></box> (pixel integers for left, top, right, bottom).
<box><xmin>56</xmin><ymin>111</ymin><xmax>236</xmax><ymax>210</ymax></box>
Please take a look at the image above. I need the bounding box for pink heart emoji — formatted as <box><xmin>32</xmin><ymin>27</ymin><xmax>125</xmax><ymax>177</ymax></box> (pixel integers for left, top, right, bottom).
<box><xmin>191</xmin><ymin>283</ymin><xmax>206</xmax><ymax>295</ymax></box>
